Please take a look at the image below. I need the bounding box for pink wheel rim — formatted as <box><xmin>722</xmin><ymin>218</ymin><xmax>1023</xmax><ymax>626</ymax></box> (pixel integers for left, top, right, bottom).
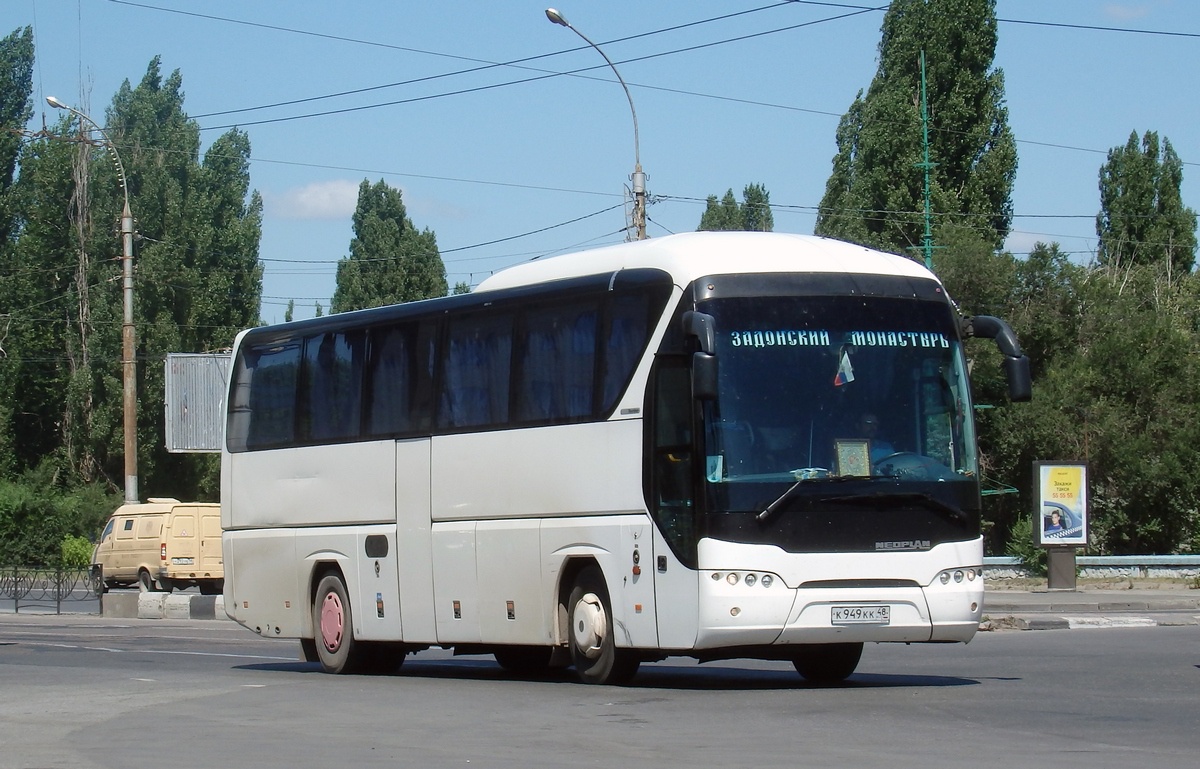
<box><xmin>319</xmin><ymin>591</ymin><xmax>344</xmax><ymax>652</ymax></box>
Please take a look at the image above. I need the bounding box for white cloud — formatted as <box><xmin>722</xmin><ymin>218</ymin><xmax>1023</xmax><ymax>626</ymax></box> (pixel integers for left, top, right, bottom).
<box><xmin>264</xmin><ymin>179</ymin><xmax>360</xmax><ymax>221</ymax></box>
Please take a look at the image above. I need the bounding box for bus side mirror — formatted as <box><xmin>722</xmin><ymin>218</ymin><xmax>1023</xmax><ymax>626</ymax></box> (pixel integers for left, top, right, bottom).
<box><xmin>692</xmin><ymin>352</ymin><xmax>718</xmax><ymax>401</ymax></box>
<box><xmin>963</xmin><ymin>315</ymin><xmax>1032</xmax><ymax>403</ymax></box>
<box><xmin>1003</xmin><ymin>355</ymin><xmax>1032</xmax><ymax>402</ymax></box>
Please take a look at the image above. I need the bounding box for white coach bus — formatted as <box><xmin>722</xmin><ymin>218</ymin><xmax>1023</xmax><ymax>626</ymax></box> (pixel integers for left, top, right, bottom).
<box><xmin>221</xmin><ymin>231</ymin><xmax>1031</xmax><ymax>684</ymax></box>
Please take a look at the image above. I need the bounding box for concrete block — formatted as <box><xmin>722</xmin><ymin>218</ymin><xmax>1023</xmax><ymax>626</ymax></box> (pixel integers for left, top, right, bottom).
<box><xmin>163</xmin><ymin>594</ymin><xmax>193</xmax><ymax>619</ymax></box>
<box><xmin>101</xmin><ymin>592</ymin><xmax>139</xmax><ymax>618</ymax></box>
<box><xmin>137</xmin><ymin>593</ymin><xmax>166</xmax><ymax>619</ymax></box>
<box><xmin>189</xmin><ymin>595</ymin><xmax>217</xmax><ymax>619</ymax></box>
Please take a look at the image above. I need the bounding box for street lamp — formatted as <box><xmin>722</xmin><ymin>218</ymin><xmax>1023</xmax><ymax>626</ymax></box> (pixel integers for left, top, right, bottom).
<box><xmin>545</xmin><ymin>8</ymin><xmax>647</xmax><ymax>241</ymax></box>
<box><xmin>47</xmin><ymin>96</ymin><xmax>139</xmax><ymax>504</ymax></box>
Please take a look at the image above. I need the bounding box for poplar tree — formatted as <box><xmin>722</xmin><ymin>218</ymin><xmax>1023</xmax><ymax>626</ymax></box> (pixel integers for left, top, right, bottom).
<box><xmin>4</xmin><ymin>57</ymin><xmax>262</xmax><ymax>498</ymax></box>
<box><xmin>1096</xmin><ymin>130</ymin><xmax>1197</xmax><ymax>278</ymax></box>
<box><xmin>0</xmin><ymin>26</ymin><xmax>37</xmax><ymax>476</ymax></box>
<box><xmin>697</xmin><ymin>183</ymin><xmax>774</xmax><ymax>232</ymax></box>
<box><xmin>816</xmin><ymin>0</ymin><xmax>1016</xmax><ymax>254</ymax></box>
<box><xmin>332</xmin><ymin>179</ymin><xmax>447</xmax><ymax>312</ymax></box>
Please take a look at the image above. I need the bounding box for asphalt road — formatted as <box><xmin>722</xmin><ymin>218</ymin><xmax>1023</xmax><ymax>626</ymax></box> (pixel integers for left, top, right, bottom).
<box><xmin>1</xmin><ymin>615</ymin><xmax>1197</xmax><ymax>769</ymax></box>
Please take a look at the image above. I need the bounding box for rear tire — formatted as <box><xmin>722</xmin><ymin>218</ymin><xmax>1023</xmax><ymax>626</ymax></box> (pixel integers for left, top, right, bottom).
<box><xmin>313</xmin><ymin>573</ymin><xmax>367</xmax><ymax>674</ymax></box>
<box><xmin>567</xmin><ymin>566</ymin><xmax>639</xmax><ymax>685</ymax></box>
<box><xmin>137</xmin><ymin>570</ymin><xmax>155</xmax><ymax>593</ymax></box>
<box><xmin>199</xmin><ymin>582</ymin><xmax>220</xmax><ymax>596</ymax></box>
<box><xmin>157</xmin><ymin>577</ymin><xmax>174</xmax><ymax>593</ymax></box>
<box><xmin>792</xmin><ymin>643</ymin><xmax>863</xmax><ymax>684</ymax></box>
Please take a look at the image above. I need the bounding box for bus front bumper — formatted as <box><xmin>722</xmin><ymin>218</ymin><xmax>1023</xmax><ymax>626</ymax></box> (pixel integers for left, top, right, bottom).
<box><xmin>693</xmin><ymin>571</ymin><xmax>984</xmax><ymax>649</ymax></box>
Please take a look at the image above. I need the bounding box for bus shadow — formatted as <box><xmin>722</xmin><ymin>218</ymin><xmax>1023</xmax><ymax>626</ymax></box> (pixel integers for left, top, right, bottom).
<box><xmin>235</xmin><ymin>657</ymin><xmax>981</xmax><ymax>691</ymax></box>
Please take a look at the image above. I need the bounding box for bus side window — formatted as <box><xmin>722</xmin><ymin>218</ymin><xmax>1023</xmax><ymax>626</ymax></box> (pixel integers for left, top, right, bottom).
<box><xmin>439</xmin><ymin>311</ymin><xmax>513</xmax><ymax>429</ymax></box>
<box><xmin>516</xmin><ymin>300</ymin><xmax>598</xmax><ymax>423</ymax></box>
<box><xmin>603</xmin><ymin>290</ymin><xmax>657</xmax><ymax>410</ymax></box>
<box><xmin>243</xmin><ymin>341</ymin><xmax>301</xmax><ymax>450</ymax></box>
<box><xmin>367</xmin><ymin>322</ymin><xmax>423</xmax><ymax>436</ymax></box>
<box><xmin>304</xmin><ymin>331</ymin><xmax>366</xmax><ymax>442</ymax></box>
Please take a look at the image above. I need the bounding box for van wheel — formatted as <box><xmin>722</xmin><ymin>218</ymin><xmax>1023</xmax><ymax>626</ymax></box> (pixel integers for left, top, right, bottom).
<box><xmin>138</xmin><ymin>570</ymin><xmax>156</xmax><ymax>593</ymax></box>
<box><xmin>158</xmin><ymin>578</ymin><xmax>174</xmax><ymax>593</ymax></box>
<box><xmin>567</xmin><ymin>566</ymin><xmax>639</xmax><ymax>685</ymax></box>
<box><xmin>313</xmin><ymin>574</ymin><xmax>367</xmax><ymax>674</ymax></box>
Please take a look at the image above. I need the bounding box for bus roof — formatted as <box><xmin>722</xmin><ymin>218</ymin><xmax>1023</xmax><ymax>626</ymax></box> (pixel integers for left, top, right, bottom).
<box><xmin>475</xmin><ymin>232</ymin><xmax>937</xmax><ymax>293</ymax></box>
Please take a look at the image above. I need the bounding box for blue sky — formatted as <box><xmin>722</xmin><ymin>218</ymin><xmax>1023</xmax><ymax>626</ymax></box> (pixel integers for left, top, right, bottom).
<box><xmin>8</xmin><ymin>1</ymin><xmax>1199</xmax><ymax>322</ymax></box>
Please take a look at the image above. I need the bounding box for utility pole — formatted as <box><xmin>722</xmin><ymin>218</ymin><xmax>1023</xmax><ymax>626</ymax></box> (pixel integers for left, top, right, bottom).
<box><xmin>546</xmin><ymin>8</ymin><xmax>647</xmax><ymax>241</ymax></box>
<box><xmin>48</xmin><ymin>96</ymin><xmax>139</xmax><ymax>503</ymax></box>
<box><xmin>912</xmin><ymin>51</ymin><xmax>937</xmax><ymax>271</ymax></box>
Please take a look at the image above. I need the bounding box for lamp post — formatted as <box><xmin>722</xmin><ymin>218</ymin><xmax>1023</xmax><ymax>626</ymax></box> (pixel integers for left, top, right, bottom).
<box><xmin>545</xmin><ymin>8</ymin><xmax>647</xmax><ymax>241</ymax></box>
<box><xmin>47</xmin><ymin>96</ymin><xmax>139</xmax><ymax>504</ymax></box>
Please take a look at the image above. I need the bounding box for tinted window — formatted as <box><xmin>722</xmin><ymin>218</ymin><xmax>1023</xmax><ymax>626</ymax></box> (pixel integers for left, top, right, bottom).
<box><xmin>603</xmin><ymin>290</ymin><xmax>656</xmax><ymax>408</ymax></box>
<box><xmin>365</xmin><ymin>322</ymin><xmax>435</xmax><ymax>437</ymax></box>
<box><xmin>303</xmin><ymin>331</ymin><xmax>365</xmax><ymax>442</ymax></box>
<box><xmin>244</xmin><ymin>341</ymin><xmax>301</xmax><ymax>449</ymax></box>
<box><xmin>516</xmin><ymin>301</ymin><xmax>598</xmax><ymax>422</ymax></box>
<box><xmin>439</xmin><ymin>312</ymin><xmax>513</xmax><ymax>429</ymax></box>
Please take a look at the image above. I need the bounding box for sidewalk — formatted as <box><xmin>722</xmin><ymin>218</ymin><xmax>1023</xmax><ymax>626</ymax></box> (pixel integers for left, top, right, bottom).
<box><xmin>981</xmin><ymin>583</ymin><xmax>1200</xmax><ymax>631</ymax></box>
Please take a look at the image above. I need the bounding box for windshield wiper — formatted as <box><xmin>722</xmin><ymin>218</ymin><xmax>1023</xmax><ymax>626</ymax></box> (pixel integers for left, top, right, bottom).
<box><xmin>756</xmin><ymin>475</ymin><xmax>857</xmax><ymax>523</ymax></box>
<box><xmin>819</xmin><ymin>492</ymin><xmax>968</xmax><ymax>525</ymax></box>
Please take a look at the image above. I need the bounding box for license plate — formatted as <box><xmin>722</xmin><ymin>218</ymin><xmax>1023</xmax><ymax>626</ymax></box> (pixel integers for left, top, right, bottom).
<box><xmin>831</xmin><ymin>605</ymin><xmax>891</xmax><ymax>625</ymax></box>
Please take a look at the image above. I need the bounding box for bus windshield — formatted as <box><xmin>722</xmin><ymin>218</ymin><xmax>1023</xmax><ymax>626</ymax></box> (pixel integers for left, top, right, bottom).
<box><xmin>698</xmin><ymin>293</ymin><xmax>979</xmax><ymax>545</ymax></box>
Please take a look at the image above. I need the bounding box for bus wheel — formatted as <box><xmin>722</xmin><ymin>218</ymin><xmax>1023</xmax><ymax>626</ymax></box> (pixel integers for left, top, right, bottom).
<box><xmin>792</xmin><ymin>643</ymin><xmax>863</xmax><ymax>684</ymax></box>
<box><xmin>313</xmin><ymin>574</ymin><xmax>364</xmax><ymax>674</ymax></box>
<box><xmin>567</xmin><ymin>566</ymin><xmax>639</xmax><ymax>685</ymax></box>
<box><xmin>137</xmin><ymin>570</ymin><xmax>156</xmax><ymax>593</ymax></box>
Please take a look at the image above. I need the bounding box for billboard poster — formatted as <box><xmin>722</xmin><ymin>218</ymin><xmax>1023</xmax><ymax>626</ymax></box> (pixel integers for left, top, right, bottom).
<box><xmin>1034</xmin><ymin>461</ymin><xmax>1088</xmax><ymax>547</ymax></box>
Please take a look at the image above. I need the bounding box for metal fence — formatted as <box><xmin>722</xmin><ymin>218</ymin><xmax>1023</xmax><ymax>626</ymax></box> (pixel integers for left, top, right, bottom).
<box><xmin>0</xmin><ymin>565</ymin><xmax>102</xmax><ymax>614</ymax></box>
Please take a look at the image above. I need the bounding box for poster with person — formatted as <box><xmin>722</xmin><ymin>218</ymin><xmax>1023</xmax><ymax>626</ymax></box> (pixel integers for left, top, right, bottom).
<box><xmin>1035</xmin><ymin>462</ymin><xmax>1088</xmax><ymax>547</ymax></box>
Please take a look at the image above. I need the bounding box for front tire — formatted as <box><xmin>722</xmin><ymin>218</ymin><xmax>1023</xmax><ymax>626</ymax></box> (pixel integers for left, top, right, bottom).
<box><xmin>567</xmin><ymin>566</ymin><xmax>639</xmax><ymax>685</ymax></box>
<box><xmin>313</xmin><ymin>573</ymin><xmax>367</xmax><ymax>674</ymax></box>
<box><xmin>792</xmin><ymin>643</ymin><xmax>863</xmax><ymax>684</ymax></box>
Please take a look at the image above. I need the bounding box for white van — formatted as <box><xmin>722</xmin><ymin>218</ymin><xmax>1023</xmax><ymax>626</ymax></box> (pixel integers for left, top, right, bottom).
<box><xmin>93</xmin><ymin>498</ymin><xmax>223</xmax><ymax>594</ymax></box>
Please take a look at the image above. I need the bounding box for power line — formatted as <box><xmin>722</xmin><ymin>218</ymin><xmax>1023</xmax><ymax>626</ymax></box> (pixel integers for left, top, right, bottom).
<box><xmin>194</xmin><ymin>5</ymin><xmax>884</xmax><ymax>131</ymax></box>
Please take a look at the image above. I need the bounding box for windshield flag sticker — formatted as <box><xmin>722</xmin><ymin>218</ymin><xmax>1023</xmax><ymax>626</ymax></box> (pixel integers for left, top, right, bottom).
<box><xmin>834</xmin><ymin>348</ymin><xmax>855</xmax><ymax>386</ymax></box>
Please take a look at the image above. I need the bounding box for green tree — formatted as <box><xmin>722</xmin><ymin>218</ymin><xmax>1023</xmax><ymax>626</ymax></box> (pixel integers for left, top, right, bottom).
<box><xmin>98</xmin><ymin>59</ymin><xmax>262</xmax><ymax>499</ymax></box>
<box><xmin>332</xmin><ymin>179</ymin><xmax>447</xmax><ymax>312</ymax></box>
<box><xmin>6</xmin><ymin>58</ymin><xmax>261</xmax><ymax>501</ymax></box>
<box><xmin>816</xmin><ymin>0</ymin><xmax>1016</xmax><ymax>254</ymax></box>
<box><xmin>697</xmin><ymin>183</ymin><xmax>774</xmax><ymax>232</ymax></box>
<box><xmin>0</xmin><ymin>27</ymin><xmax>33</xmax><ymax>247</ymax></box>
<box><xmin>0</xmin><ymin>26</ymin><xmax>35</xmax><ymax>478</ymax></box>
<box><xmin>1096</xmin><ymin>130</ymin><xmax>1197</xmax><ymax>278</ymax></box>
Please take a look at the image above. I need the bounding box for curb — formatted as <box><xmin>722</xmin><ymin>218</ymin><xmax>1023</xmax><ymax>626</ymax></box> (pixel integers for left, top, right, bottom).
<box><xmin>101</xmin><ymin>592</ymin><xmax>226</xmax><ymax>620</ymax></box>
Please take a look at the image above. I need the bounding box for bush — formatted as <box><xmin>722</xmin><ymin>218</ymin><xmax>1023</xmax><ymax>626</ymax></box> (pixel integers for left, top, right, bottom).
<box><xmin>60</xmin><ymin>535</ymin><xmax>93</xmax><ymax>568</ymax></box>
<box><xmin>0</xmin><ymin>465</ymin><xmax>118</xmax><ymax>566</ymax></box>
<box><xmin>1005</xmin><ymin>514</ymin><xmax>1047</xmax><ymax>577</ymax></box>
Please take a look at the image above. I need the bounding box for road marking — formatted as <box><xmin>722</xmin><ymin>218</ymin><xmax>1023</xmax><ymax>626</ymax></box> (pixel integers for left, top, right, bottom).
<box><xmin>1062</xmin><ymin>616</ymin><xmax>1157</xmax><ymax>629</ymax></box>
<box><xmin>10</xmin><ymin>639</ymin><xmax>294</xmax><ymax>661</ymax></box>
